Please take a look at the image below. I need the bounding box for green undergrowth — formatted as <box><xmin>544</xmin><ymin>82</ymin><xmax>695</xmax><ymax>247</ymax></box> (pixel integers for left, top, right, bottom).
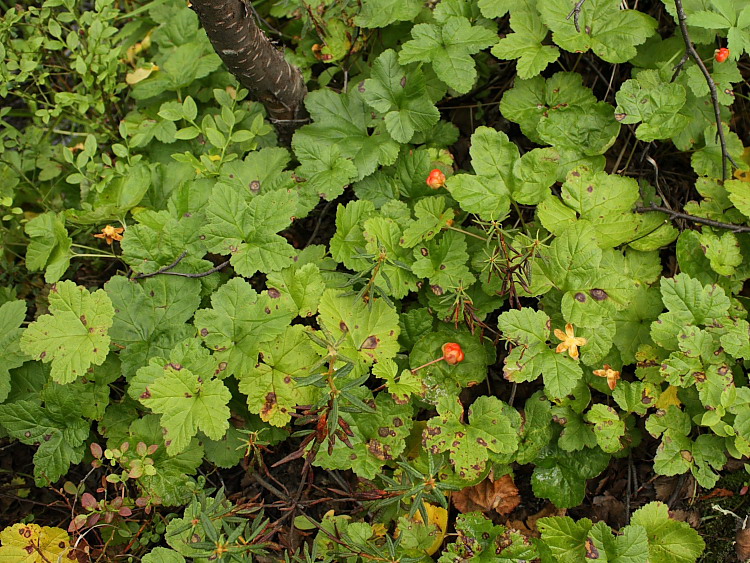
<box><xmin>2</xmin><ymin>0</ymin><xmax>750</xmax><ymax>560</ymax></box>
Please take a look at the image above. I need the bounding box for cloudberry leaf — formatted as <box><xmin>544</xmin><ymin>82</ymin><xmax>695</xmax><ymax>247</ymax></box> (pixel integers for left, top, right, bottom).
<box><xmin>293</xmin><ymin>89</ymin><xmax>399</xmax><ymax>181</ymax></box>
<box><xmin>330</xmin><ymin>200</ymin><xmax>377</xmax><ymax>272</ymax></box>
<box><xmin>659</xmin><ymin>273</ymin><xmax>730</xmax><ymax>325</ymax></box>
<box><xmin>361</xmin><ymin>50</ymin><xmax>440</xmax><ymax>143</ymax></box>
<box><xmin>317</xmin><ymin>289</ymin><xmax>400</xmax><ymax>369</ymax></box>
<box><xmin>24</xmin><ymin>212</ymin><xmax>72</xmax><ymax>283</ymax></box>
<box><xmin>584</xmin><ymin>404</ymin><xmax>625</xmax><ymax>453</ymax></box>
<box><xmin>0</xmin><ymin>523</ymin><xmax>71</xmax><ymax>562</ymax></box>
<box><xmin>266</xmin><ymin>262</ymin><xmax>326</xmax><ymax>319</ymax></box>
<box><xmin>0</xmin><ymin>300</ymin><xmax>28</xmax><ymax>403</ymax></box>
<box><xmin>402</xmin><ymin>196</ymin><xmax>455</xmax><ymax>248</ymax></box>
<box><xmin>424</xmin><ymin>396</ymin><xmax>518</xmax><ymax>482</ymax></box>
<box><xmin>412</xmin><ymin>231</ymin><xmax>475</xmax><ymax>290</ymax></box>
<box><xmin>629</xmin><ymin>502</ymin><xmax>705</xmax><ymax>563</ymax></box>
<box><xmin>106</xmin><ymin>276</ymin><xmax>201</xmax><ymax>375</ymax></box>
<box><xmin>399</xmin><ymin>18</ymin><xmax>497</xmax><ymax>94</ymax></box>
<box><xmin>410</xmin><ymin>327</ymin><xmax>495</xmax><ymax>392</ymax></box>
<box><xmin>140</xmin><ymin>363</ymin><xmax>231</xmax><ymax>455</ymax></box>
<box><xmin>363</xmin><ymin>216</ymin><xmax>419</xmax><ymax>298</ymax></box>
<box><xmin>238</xmin><ymin>326</ymin><xmax>319</xmax><ymax>427</ymax></box>
<box><xmin>439</xmin><ymin>512</ymin><xmax>538</xmax><ymax>561</ymax></box>
<box><xmin>0</xmin><ymin>384</ymin><xmax>90</xmax><ymax>485</ymax></box>
<box><xmin>20</xmin><ymin>281</ymin><xmax>113</xmax><ymax>384</ymax></box>
<box><xmin>539</xmin><ymin>0</ymin><xmax>656</xmax><ymax>62</ymax></box>
<box><xmin>313</xmin><ymin>391</ymin><xmax>413</xmax><ymax>479</ymax></box>
<box><xmin>293</xmin><ymin>137</ymin><xmax>357</xmax><ymax>202</ymax></box>
<box><xmin>203</xmin><ymin>186</ymin><xmax>298</xmax><ymax>278</ymax></box>
<box><xmin>531</xmin><ymin>442</ymin><xmax>609</xmax><ymax>508</ymax></box>
<box><xmin>491</xmin><ymin>8</ymin><xmax>560</xmax><ymax>79</ymax></box>
<box><xmin>354</xmin><ymin>0</ymin><xmax>422</xmax><ymax>28</ymax></box>
<box><xmin>194</xmin><ymin>278</ymin><xmax>293</xmax><ymax>378</ymax></box>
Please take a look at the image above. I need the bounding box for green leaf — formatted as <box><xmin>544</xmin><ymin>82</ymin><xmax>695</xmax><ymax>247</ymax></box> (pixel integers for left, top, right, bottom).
<box><xmin>203</xmin><ymin>185</ymin><xmax>298</xmax><ymax>277</ymax></box>
<box><xmin>142</xmin><ymin>548</ymin><xmax>186</xmax><ymax>563</ymax></box>
<box><xmin>363</xmin><ymin>216</ymin><xmax>419</xmax><ymax>298</ymax></box>
<box><xmin>725</xmin><ymin>179</ymin><xmax>750</xmax><ymax>219</ymax></box>
<box><xmin>446</xmin><ymin>174</ymin><xmax>510</xmax><ymax>220</ymax></box>
<box><xmin>698</xmin><ymin>230</ymin><xmax>742</xmax><ymax>276</ymax></box>
<box><xmin>194</xmin><ymin>278</ymin><xmax>294</xmax><ymax>378</ymax></box>
<box><xmin>659</xmin><ymin>273</ymin><xmax>730</xmax><ymax>325</ymax></box>
<box><xmin>402</xmin><ymin>196</ymin><xmax>455</xmax><ymax>247</ymax></box>
<box><xmin>399</xmin><ymin>18</ymin><xmax>497</xmax><ymax>94</ymax></box>
<box><xmin>293</xmin><ymin>89</ymin><xmax>400</xmax><ymax>180</ymax></box>
<box><xmin>410</xmin><ymin>327</ymin><xmax>495</xmax><ymax>392</ymax></box>
<box><xmin>491</xmin><ymin>8</ymin><xmax>560</xmax><ymax>79</ymax></box>
<box><xmin>614</xmin><ymin>69</ymin><xmax>690</xmax><ymax>141</ymax></box>
<box><xmin>238</xmin><ymin>326</ymin><xmax>319</xmax><ymax>427</ymax></box>
<box><xmin>361</xmin><ymin>50</ymin><xmax>440</xmax><ymax>143</ymax></box>
<box><xmin>317</xmin><ymin>289</ymin><xmax>400</xmax><ymax>368</ymax></box>
<box><xmin>537</xmin><ymin>515</ymin><xmax>592</xmax><ymax>563</ymax></box>
<box><xmin>20</xmin><ymin>281</ymin><xmax>113</xmax><ymax>384</ymax></box>
<box><xmin>531</xmin><ymin>441</ymin><xmax>610</xmax><ymax>508</ymax></box>
<box><xmin>140</xmin><ymin>362</ymin><xmax>231</xmax><ymax>455</ymax></box>
<box><xmin>106</xmin><ymin>276</ymin><xmax>201</xmax><ymax>375</ymax></box>
<box><xmin>629</xmin><ymin>502</ymin><xmax>705</xmax><ymax>563</ymax></box>
<box><xmin>354</xmin><ymin>0</ymin><xmax>422</xmax><ymax>28</ymax></box>
<box><xmin>412</xmin><ymin>230</ymin><xmax>475</xmax><ymax>290</ymax></box>
<box><xmin>584</xmin><ymin>404</ymin><xmax>625</xmax><ymax>453</ymax></box>
<box><xmin>266</xmin><ymin>262</ymin><xmax>326</xmax><ymax>319</ymax></box>
<box><xmin>294</xmin><ymin>139</ymin><xmax>357</xmax><ymax>201</ymax></box>
<box><xmin>0</xmin><ymin>388</ymin><xmax>89</xmax><ymax>485</ymax></box>
<box><xmin>424</xmin><ymin>395</ymin><xmax>518</xmax><ymax>481</ymax></box>
<box><xmin>24</xmin><ymin>212</ymin><xmax>72</xmax><ymax>283</ymax></box>
<box><xmin>500</xmin><ymin>73</ymin><xmax>619</xmax><ymax>155</ymax></box>
<box><xmin>539</xmin><ymin>0</ymin><xmax>656</xmax><ymax>62</ymax></box>
<box><xmin>540</xmin><ymin>222</ymin><xmax>601</xmax><ymax>290</ymax></box>
<box><xmin>0</xmin><ymin>300</ymin><xmax>28</xmax><ymax>403</ymax></box>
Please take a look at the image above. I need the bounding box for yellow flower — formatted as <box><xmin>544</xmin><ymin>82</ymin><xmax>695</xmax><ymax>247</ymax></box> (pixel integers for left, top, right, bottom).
<box><xmin>554</xmin><ymin>323</ymin><xmax>587</xmax><ymax>360</ymax></box>
<box><xmin>593</xmin><ymin>364</ymin><xmax>620</xmax><ymax>391</ymax></box>
<box><xmin>93</xmin><ymin>225</ymin><xmax>124</xmax><ymax>245</ymax></box>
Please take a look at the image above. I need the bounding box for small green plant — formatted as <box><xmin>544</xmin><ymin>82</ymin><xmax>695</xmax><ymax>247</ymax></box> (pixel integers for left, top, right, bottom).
<box><xmin>2</xmin><ymin>0</ymin><xmax>750</xmax><ymax>560</ymax></box>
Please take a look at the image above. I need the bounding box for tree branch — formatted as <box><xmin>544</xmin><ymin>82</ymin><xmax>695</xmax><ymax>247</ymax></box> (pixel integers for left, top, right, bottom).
<box><xmin>190</xmin><ymin>0</ymin><xmax>308</xmax><ymax>143</ymax></box>
<box><xmin>672</xmin><ymin>0</ymin><xmax>738</xmax><ymax>181</ymax></box>
<box><xmin>635</xmin><ymin>203</ymin><xmax>750</xmax><ymax>233</ymax></box>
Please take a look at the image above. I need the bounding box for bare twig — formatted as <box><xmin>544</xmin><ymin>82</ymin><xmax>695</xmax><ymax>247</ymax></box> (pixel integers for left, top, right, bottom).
<box><xmin>566</xmin><ymin>0</ymin><xmax>587</xmax><ymax>33</ymax></box>
<box><xmin>636</xmin><ymin>203</ymin><xmax>750</xmax><ymax>233</ymax></box>
<box><xmin>672</xmin><ymin>0</ymin><xmax>739</xmax><ymax>181</ymax></box>
<box><xmin>131</xmin><ymin>252</ymin><xmax>231</xmax><ymax>279</ymax></box>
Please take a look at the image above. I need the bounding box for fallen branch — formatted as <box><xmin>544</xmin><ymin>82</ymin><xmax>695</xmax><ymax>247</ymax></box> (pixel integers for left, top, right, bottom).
<box><xmin>131</xmin><ymin>252</ymin><xmax>232</xmax><ymax>279</ymax></box>
<box><xmin>672</xmin><ymin>0</ymin><xmax>738</xmax><ymax>181</ymax></box>
<box><xmin>566</xmin><ymin>0</ymin><xmax>587</xmax><ymax>33</ymax></box>
<box><xmin>635</xmin><ymin>203</ymin><xmax>750</xmax><ymax>233</ymax></box>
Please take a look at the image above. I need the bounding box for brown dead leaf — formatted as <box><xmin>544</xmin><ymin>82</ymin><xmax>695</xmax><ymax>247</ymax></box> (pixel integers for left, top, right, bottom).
<box><xmin>737</xmin><ymin>525</ymin><xmax>750</xmax><ymax>562</ymax></box>
<box><xmin>452</xmin><ymin>474</ymin><xmax>520</xmax><ymax>515</ymax></box>
<box><xmin>591</xmin><ymin>493</ymin><xmax>626</xmax><ymax>528</ymax></box>
<box><xmin>669</xmin><ymin>509</ymin><xmax>701</xmax><ymax>529</ymax></box>
<box><xmin>507</xmin><ymin>503</ymin><xmax>566</xmax><ymax>538</ymax></box>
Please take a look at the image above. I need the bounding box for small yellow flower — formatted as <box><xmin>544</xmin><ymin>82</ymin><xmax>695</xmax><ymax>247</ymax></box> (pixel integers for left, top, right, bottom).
<box><xmin>593</xmin><ymin>364</ymin><xmax>620</xmax><ymax>391</ymax></box>
<box><xmin>554</xmin><ymin>323</ymin><xmax>587</xmax><ymax>360</ymax></box>
<box><xmin>93</xmin><ymin>225</ymin><xmax>124</xmax><ymax>245</ymax></box>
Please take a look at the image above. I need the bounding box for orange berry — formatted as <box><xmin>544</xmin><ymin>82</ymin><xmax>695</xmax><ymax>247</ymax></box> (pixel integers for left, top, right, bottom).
<box><xmin>441</xmin><ymin>342</ymin><xmax>465</xmax><ymax>365</ymax></box>
<box><xmin>715</xmin><ymin>47</ymin><xmax>730</xmax><ymax>63</ymax></box>
<box><xmin>426</xmin><ymin>168</ymin><xmax>446</xmax><ymax>189</ymax></box>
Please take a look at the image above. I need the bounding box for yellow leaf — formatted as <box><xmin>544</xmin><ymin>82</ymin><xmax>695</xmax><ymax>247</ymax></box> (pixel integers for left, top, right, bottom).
<box><xmin>0</xmin><ymin>523</ymin><xmax>71</xmax><ymax>563</ymax></box>
<box><xmin>655</xmin><ymin>385</ymin><xmax>681</xmax><ymax>409</ymax></box>
<box><xmin>410</xmin><ymin>502</ymin><xmax>448</xmax><ymax>556</ymax></box>
<box><xmin>126</xmin><ymin>65</ymin><xmax>158</xmax><ymax>85</ymax></box>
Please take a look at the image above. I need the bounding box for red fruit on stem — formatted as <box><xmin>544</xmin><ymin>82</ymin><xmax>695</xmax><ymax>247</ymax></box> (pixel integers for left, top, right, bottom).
<box><xmin>441</xmin><ymin>342</ymin><xmax>465</xmax><ymax>365</ymax></box>
<box><xmin>426</xmin><ymin>168</ymin><xmax>446</xmax><ymax>189</ymax></box>
<box><xmin>715</xmin><ymin>47</ymin><xmax>730</xmax><ymax>63</ymax></box>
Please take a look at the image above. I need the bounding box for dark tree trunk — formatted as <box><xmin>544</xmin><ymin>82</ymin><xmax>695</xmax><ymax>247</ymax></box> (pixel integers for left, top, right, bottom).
<box><xmin>191</xmin><ymin>0</ymin><xmax>308</xmax><ymax>143</ymax></box>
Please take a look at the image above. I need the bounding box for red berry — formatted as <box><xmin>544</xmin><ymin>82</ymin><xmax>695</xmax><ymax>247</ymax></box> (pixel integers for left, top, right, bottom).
<box><xmin>426</xmin><ymin>168</ymin><xmax>446</xmax><ymax>189</ymax></box>
<box><xmin>715</xmin><ymin>47</ymin><xmax>730</xmax><ymax>63</ymax></box>
<box><xmin>441</xmin><ymin>342</ymin><xmax>465</xmax><ymax>365</ymax></box>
